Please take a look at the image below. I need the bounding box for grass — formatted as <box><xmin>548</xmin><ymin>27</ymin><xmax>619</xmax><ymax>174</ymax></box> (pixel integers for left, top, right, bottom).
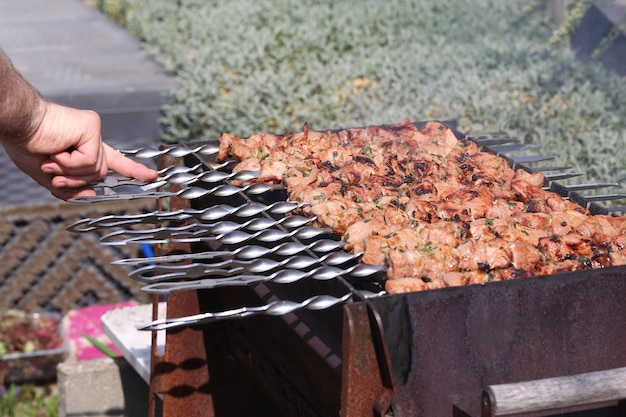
<box><xmin>0</xmin><ymin>383</ymin><xmax>58</xmax><ymax>417</ymax></box>
<box><xmin>99</xmin><ymin>0</ymin><xmax>626</xmax><ymax>192</ymax></box>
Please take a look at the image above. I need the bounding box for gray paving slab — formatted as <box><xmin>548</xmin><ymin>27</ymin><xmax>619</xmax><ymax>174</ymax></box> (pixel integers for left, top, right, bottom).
<box><xmin>0</xmin><ymin>0</ymin><xmax>174</xmax><ymax>98</ymax></box>
<box><xmin>571</xmin><ymin>0</ymin><xmax>626</xmax><ymax>77</ymax></box>
<box><xmin>0</xmin><ymin>0</ymin><xmax>177</xmax><ymax>206</ymax></box>
<box><xmin>598</xmin><ymin>0</ymin><xmax>626</xmax><ymax>25</ymax></box>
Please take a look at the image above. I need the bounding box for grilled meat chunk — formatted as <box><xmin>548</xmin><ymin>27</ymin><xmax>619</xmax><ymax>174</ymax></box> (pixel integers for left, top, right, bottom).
<box><xmin>217</xmin><ymin>120</ymin><xmax>626</xmax><ymax>294</ymax></box>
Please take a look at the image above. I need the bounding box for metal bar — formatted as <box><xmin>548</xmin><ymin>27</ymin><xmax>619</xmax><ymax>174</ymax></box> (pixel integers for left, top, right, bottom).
<box><xmin>471</xmin><ymin>137</ymin><xmax>519</xmax><ymax>147</ymax></box>
<box><xmin>582</xmin><ymin>193</ymin><xmax>626</xmax><ymax>202</ymax></box>
<box><xmin>560</xmin><ymin>182</ymin><xmax>620</xmax><ymax>192</ymax></box>
<box><xmin>510</xmin><ymin>155</ymin><xmax>555</xmax><ymax>164</ymax></box>
<box><xmin>528</xmin><ymin>165</ymin><xmax>573</xmax><ymax>172</ymax></box>
<box><xmin>140</xmin><ymin>293</ymin><xmax>353</xmax><ymax>330</ymax></box>
<box><xmin>543</xmin><ymin>172</ymin><xmax>586</xmax><ymax>181</ymax></box>
<box><xmin>341</xmin><ymin>302</ymin><xmax>394</xmax><ymax>417</ymax></box>
<box><xmin>486</xmin><ymin>143</ymin><xmax>539</xmax><ymax>154</ymax></box>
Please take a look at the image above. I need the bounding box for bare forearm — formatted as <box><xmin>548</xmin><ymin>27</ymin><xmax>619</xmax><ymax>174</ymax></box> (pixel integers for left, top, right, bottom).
<box><xmin>0</xmin><ymin>48</ymin><xmax>46</xmax><ymax>143</ymax></box>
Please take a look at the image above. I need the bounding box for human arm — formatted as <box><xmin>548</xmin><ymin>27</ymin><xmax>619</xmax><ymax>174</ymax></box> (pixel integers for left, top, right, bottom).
<box><xmin>0</xmin><ymin>48</ymin><xmax>157</xmax><ymax>200</ymax></box>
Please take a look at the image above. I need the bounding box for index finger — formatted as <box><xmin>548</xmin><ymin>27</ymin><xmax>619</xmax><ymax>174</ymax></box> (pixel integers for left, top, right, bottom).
<box><xmin>104</xmin><ymin>144</ymin><xmax>158</xmax><ymax>182</ymax></box>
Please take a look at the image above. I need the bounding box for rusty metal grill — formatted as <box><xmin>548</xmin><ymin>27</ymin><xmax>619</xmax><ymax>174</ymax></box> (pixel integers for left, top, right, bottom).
<box><xmin>68</xmin><ymin>121</ymin><xmax>626</xmax><ymax>417</ymax></box>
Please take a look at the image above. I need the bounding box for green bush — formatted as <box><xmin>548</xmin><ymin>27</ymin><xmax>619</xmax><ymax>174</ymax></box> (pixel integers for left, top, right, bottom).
<box><xmin>104</xmin><ymin>0</ymin><xmax>626</xmax><ymax>189</ymax></box>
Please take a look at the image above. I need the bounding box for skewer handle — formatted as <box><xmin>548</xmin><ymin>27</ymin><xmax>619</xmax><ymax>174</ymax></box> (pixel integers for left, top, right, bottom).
<box><xmin>482</xmin><ymin>366</ymin><xmax>626</xmax><ymax>416</ymax></box>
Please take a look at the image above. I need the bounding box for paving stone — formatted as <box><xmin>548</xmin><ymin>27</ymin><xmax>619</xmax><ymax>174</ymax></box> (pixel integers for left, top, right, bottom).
<box><xmin>57</xmin><ymin>357</ymin><xmax>153</xmax><ymax>417</ymax></box>
<box><xmin>571</xmin><ymin>0</ymin><xmax>626</xmax><ymax>77</ymax></box>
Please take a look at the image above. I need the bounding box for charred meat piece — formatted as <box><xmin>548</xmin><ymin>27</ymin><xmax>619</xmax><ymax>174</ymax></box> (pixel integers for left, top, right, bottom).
<box><xmin>217</xmin><ymin>120</ymin><xmax>626</xmax><ymax>294</ymax></box>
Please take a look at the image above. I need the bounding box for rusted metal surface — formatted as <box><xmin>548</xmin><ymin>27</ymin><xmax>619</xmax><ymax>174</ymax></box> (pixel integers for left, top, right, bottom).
<box><xmin>342</xmin><ymin>301</ymin><xmax>395</xmax><ymax>417</ymax></box>
<box><xmin>369</xmin><ymin>267</ymin><xmax>626</xmax><ymax>417</ymax></box>
<box><xmin>149</xmin><ymin>151</ymin><xmax>213</xmax><ymax>417</ymax></box>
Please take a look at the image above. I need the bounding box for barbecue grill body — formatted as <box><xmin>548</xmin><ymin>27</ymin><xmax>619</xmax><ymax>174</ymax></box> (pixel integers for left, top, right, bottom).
<box><xmin>152</xmin><ymin>267</ymin><xmax>626</xmax><ymax>417</ymax></box>
<box><xmin>146</xmin><ymin>130</ymin><xmax>626</xmax><ymax>417</ymax></box>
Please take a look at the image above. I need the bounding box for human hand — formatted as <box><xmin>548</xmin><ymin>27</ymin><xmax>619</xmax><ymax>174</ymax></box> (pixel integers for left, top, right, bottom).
<box><xmin>2</xmin><ymin>101</ymin><xmax>158</xmax><ymax>200</ymax></box>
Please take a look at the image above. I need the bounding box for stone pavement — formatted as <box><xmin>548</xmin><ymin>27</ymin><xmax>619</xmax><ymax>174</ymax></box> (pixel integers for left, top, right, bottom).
<box><xmin>570</xmin><ymin>0</ymin><xmax>626</xmax><ymax>76</ymax></box>
<box><xmin>0</xmin><ymin>0</ymin><xmax>177</xmax><ymax>206</ymax></box>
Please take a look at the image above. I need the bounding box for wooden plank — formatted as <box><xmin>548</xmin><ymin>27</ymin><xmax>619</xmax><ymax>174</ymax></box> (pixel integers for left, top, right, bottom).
<box><xmin>485</xmin><ymin>366</ymin><xmax>626</xmax><ymax>416</ymax></box>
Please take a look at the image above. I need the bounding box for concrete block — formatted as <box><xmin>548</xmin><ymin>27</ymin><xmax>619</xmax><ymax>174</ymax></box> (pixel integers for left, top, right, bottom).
<box><xmin>57</xmin><ymin>357</ymin><xmax>152</xmax><ymax>417</ymax></box>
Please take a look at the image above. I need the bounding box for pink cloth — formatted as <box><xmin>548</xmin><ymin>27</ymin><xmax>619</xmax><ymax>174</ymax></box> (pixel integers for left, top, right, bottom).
<box><xmin>64</xmin><ymin>302</ymin><xmax>136</xmax><ymax>361</ymax></box>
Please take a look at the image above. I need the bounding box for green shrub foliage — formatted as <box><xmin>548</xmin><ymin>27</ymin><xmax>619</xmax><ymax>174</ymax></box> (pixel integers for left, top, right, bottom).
<box><xmin>109</xmin><ymin>0</ymin><xmax>626</xmax><ymax>187</ymax></box>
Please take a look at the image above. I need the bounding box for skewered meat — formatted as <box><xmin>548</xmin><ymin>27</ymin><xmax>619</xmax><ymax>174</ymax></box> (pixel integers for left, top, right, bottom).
<box><xmin>217</xmin><ymin>120</ymin><xmax>626</xmax><ymax>294</ymax></box>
